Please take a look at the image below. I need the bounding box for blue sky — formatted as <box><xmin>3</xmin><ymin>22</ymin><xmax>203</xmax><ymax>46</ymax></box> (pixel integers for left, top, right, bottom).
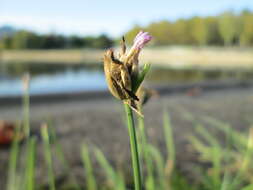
<box><xmin>1</xmin><ymin>0</ymin><xmax>253</xmax><ymax>37</ymax></box>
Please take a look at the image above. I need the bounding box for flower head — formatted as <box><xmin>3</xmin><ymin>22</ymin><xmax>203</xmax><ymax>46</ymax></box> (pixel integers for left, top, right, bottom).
<box><xmin>124</xmin><ymin>31</ymin><xmax>152</xmax><ymax>64</ymax></box>
<box><xmin>103</xmin><ymin>31</ymin><xmax>152</xmax><ymax>116</ymax></box>
<box><xmin>132</xmin><ymin>31</ymin><xmax>152</xmax><ymax>50</ymax></box>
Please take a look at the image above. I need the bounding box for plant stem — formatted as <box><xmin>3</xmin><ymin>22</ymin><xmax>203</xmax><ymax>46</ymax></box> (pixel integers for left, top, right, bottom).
<box><xmin>23</xmin><ymin>87</ymin><xmax>30</xmax><ymax>137</ymax></box>
<box><xmin>24</xmin><ymin>137</ymin><xmax>37</xmax><ymax>190</ymax></box>
<box><xmin>124</xmin><ymin>103</ymin><xmax>142</xmax><ymax>190</ymax></box>
<box><xmin>41</xmin><ymin>124</ymin><xmax>55</xmax><ymax>190</ymax></box>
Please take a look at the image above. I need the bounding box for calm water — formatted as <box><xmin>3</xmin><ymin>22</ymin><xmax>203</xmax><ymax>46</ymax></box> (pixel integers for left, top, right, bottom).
<box><xmin>1</xmin><ymin>62</ymin><xmax>253</xmax><ymax>97</ymax></box>
<box><xmin>0</xmin><ymin>63</ymin><xmax>107</xmax><ymax>97</ymax></box>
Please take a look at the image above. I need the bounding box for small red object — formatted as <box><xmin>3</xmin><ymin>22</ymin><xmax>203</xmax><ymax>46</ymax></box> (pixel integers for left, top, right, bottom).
<box><xmin>0</xmin><ymin>120</ymin><xmax>15</xmax><ymax>145</ymax></box>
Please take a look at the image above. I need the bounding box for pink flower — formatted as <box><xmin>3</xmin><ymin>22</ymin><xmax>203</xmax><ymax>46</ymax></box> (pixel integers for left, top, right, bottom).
<box><xmin>132</xmin><ymin>31</ymin><xmax>152</xmax><ymax>50</ymax></box>
<box><xmin>123</xmin><ymin>30</ymin><xmax>152</xmax><ymax>62</ymax></box>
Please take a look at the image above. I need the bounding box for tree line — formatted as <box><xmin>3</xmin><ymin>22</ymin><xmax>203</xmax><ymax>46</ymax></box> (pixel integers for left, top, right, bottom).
<box><xmin>1</xmin><ymin>10</ymin><xmax>253</xmax><ymax>49</ymax></box>
<box><xmin>0</xmin><ymin>32</ymin><xmax>114</xmax><ymax>49</ymax></box>
<box><xmin>125</xmin><ymin>10</ymin><xmax>253</xmax><ymax>46</ymax></box>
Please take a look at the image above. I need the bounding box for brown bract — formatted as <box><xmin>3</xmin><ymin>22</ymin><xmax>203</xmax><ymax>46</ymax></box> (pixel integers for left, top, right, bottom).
<box><xmin>103</xmin><ymin>37</ymin><xmax>142</xmax><ymax>115</ymax></box>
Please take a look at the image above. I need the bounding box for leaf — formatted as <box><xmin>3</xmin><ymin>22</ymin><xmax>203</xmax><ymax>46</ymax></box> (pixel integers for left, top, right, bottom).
<box><xmin>94</xmin><ymin>148</ymin><xmax>126</xmax><ymax>190</ymax></box>
<box><xmin>81</xmin><ymin>144</ymin><xmax>97</xmax><ymax>190</ymax></box>
<box><xmin>132</xmin><ymin>63</ymin><xmax>151</xmax><ymax>93</ymax></box>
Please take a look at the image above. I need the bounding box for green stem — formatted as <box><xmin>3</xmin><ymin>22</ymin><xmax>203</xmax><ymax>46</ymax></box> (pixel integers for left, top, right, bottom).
<box><xmin>23</xmin><ymin>88</ymin><xmax>30</xmax><ymax>137</ymax></box>
<box><xmin>41</xmin><ymin>125</ymin><xmax>55</xmax><ymax>190</ymax></box>
<box><xmin>124</xmin><ymin>103</ymin><xmax>142</xmax><ymax>190</ymax></box>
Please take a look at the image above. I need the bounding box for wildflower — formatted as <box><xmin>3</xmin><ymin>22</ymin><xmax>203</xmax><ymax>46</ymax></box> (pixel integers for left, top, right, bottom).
<box><xmin>132</xmin><ymin>31</ymin><xmax>153</xmax><ymax>50</ymax></box>
<box><xmin>121</xmin><ymin>31</ymin><xmax>152</xmax><ymax>78</ymax></box>
<box><xmin>103</xmin><ymin>31</ymin><xmax>152</xmax><ymax>115</ymax></box>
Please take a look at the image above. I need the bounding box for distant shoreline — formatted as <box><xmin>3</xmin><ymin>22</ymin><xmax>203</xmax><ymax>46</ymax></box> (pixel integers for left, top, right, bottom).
<box><xmin>1</xmin><ymin>47</ymin><xmax>253</xmax><ymax>69</ymax></box>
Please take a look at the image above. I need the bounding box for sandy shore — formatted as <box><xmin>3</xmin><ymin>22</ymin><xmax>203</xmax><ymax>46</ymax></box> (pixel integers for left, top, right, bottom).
<box><xmin>1</xmin><ymin>81</ymin><xmax>253</xmax><ymax>187</ymax></box>
<box><xmin>2</xmin><ymin>47</ymin><xmax>253</xmax><ymax>68</ymax></box>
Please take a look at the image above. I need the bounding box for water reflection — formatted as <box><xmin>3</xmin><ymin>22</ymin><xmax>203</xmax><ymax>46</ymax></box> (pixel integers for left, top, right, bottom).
<box><xmin>0</xmin><ymin>62</ymin><xmax>106</xmax><ymax>97</ymax></box>
<box><xmin>0</xmin><ymin>62</ymin><xmax>253</xmax><ymax>97</ymax></box>
<box><xmin>0</xmin><ymin>62</ymin><xmax>103</xmax><ymax>76</ymax></box>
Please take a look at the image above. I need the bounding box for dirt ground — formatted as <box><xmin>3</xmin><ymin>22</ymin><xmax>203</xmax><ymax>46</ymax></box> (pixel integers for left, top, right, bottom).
<box><xmin>0</xmin><ymin>81</ymin><xmax>253</xmax><ymax>187</ymax></box>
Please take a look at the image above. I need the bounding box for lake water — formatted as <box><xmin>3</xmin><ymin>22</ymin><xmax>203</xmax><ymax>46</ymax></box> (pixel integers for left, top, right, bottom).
<box><xmin>0</xmin><ymin>63</ymin><xmax>108</xmax><ymax>97</ymax></box>
<box><xmin>0</xmin><ymin>69</ymin><xmax>107</xmax><ymax>97</ymax></box>
<box><xmin>0</xmin><ymin>62</ymin><xmax>253</xmax><ymax>97</ymax></box>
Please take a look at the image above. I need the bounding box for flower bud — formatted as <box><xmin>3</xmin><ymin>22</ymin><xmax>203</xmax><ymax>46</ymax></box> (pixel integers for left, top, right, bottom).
<box><xmin>133</xmin><ymin>31</ymin><xmax>152</xmax><ymax>50</ymax></box>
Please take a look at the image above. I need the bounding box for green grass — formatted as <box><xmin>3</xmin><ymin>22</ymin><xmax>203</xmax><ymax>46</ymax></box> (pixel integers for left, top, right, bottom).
<box><xmin>6</xmin><ymin>110</ymin><xmax>253</xmax><ymax>190</ymax></box>
<box><xmin>24</xmin><ymin>137</ymin><xmax>37</xmax><ymax>190</ymax></box>
<box><xmin>7</xmin><ymin>122</ymin><xmax>21</xmax><ymax>190</ymax></box>
<box><xmin>41</xmin><ymin>124</ymin><xmax>55</xmax><ymax>190</ymax></box>
<box><xmin>81</xmin><ymin>144</ymin><xmax>97</xmax><ymax>190</ymax></box>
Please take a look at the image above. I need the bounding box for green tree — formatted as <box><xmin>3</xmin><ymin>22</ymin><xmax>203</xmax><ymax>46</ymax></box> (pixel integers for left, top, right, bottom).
<box><xmin>91</xmin><ymin>34</ymin><xmax>114</xmax><ymax>49</ymax></box>
<box><xmin>40</xmin><ymin>34</ymin><xmax>66</xmax><ymax>49</ymax></box>
<box><xmin>0</xmin><ymin>35</ymin><xmax>12</xmax><ymax>49</ymax></box>
<box><xmin>11</xmin><ymin>30</ymin><xmax>29</xmax><ymax>49</ymax></box>
<box><xmin>190</xmin><ymin>17</ymin><xmax>209</xmax><ymax>46</ymax></box>
<box><xmin>26</xmin><ymin>32</ymin><xmax>43</xmax><ymax>49</ymax></box>
<box><xmin>239</xmin><ymin>14</ymin><xmax>253</xmax><ymax>46</ymax></box>
<box><xmin>218</xmin><ymin>11</ymin><xmax>237</xmax><ymax>46</ymax></box>
<box><xmin>146</xmin><ymin>21</ymin><xmax>173</xmax><ymax>45</ymax></box>
<box><xmin>171</xmin><ymin>19</ymin><xmax>191</xmax><ymax>45</ymax></box>
<box><xmin>205</xmin><ymin>17</ymin><xmax>223</xmax><ymax>45</ymax></box>
<box><xmin>68</xmin><ymin>35</ymin><xmax>85</xmax><ymax>48</ymax></box>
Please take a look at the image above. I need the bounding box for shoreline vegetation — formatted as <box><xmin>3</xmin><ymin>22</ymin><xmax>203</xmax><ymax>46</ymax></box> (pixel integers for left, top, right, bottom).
<box><xmin>1</xmin><ymin>47</ymin><xmax>253</xmax><ymax>69</ymax></box>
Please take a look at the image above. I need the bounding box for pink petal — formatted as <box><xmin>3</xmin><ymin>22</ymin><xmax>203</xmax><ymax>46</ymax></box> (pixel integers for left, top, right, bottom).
<box><xmin>133</xmin><ymin>31</ymin><xmax>152</xmax><ymax>50</ymax></box>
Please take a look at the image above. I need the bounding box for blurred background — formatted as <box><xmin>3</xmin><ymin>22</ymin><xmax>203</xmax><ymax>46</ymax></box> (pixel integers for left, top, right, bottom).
<box><xmin>1</xmin><ymin>0</ymin><xmax>253</xmax><ymax>189</ymax></box>
<box><xmin>1</xmin><ymin>0</ymin><xmax>253</xmax><ymax>96</ymax></box>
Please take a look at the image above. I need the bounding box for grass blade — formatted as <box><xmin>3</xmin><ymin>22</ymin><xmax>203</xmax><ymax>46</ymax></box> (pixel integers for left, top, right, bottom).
<box><xmin>24</xmin><ymin>137</ymin><xmax>37</xmax><ymax>190</ymax></box>
<box><xmin>48</xmin><ymin>121</ymin><xmax>81</xmax><ymax>190</ymax></box>
<box><xmin>220</xmin><ymin>172</ymin><xmax>231</xmax><ymax>190</ymax></box>
<box><xmin>7</xmin><ymin>123</ymin><xmax>21</xmax><ymax>190</ymax></box>
<box><xmin>94</xmin><ymin>147</ymin><xmax>126</xmax><ymax>190</ymax></box>
<box><xmin>137</xmin><ymin>109</ymin><xmax>155</xmax><ymax>190</ymax></box>
<box><xmin>41</xmin><ymin>124</ymin><xmax>55</xmax><ymax>190</ymax></box>
<box><xmin>81</xmin><ymin>144</ymin><xmax>97</xmax><ymax>190</ymax></box>
<box><xmin>148</xmin><ymin>144</ymin><xmax>168</xmax><ymax>190</ymax></box>
<box><xmin>163</xmin><ymin>111</ymin><xmax>175</xmax><ymax>179</ymax></box>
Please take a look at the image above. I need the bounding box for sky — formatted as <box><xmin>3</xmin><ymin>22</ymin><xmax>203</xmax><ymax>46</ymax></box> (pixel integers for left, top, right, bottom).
<box><xmin>1</xmin><ymin>0</ymin><xmax>253</xmax><ymax>37</ymax></box>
